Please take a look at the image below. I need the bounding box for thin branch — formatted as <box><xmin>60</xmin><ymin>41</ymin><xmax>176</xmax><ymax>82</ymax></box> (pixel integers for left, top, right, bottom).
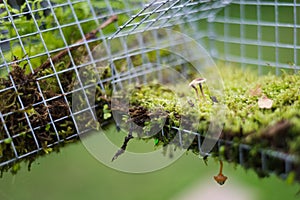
<box><xmin>34</xmin><ymin>15</ymin><xmax>118</xmax><ymax>74</ymax></box>
<box><xmin>112</xmin><ymin>129</ymin><xmax>134</xmax><ymax>162</ymax></box>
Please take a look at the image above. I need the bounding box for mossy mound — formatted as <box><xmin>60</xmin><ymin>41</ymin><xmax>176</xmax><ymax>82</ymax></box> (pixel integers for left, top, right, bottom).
<box><xmin>1</xmin><ymin>58</ymin><xmax>300</xmax><ymax>182</ymax></box>
<box><xmin>111</xmin><ymin>66</ymin><xmax>300</xmax><ymax>181</ymax></box>
<box><xmin>120</xmin><ymin>68</ymin><xmax>300</xmax><ymax>154</ymax></box>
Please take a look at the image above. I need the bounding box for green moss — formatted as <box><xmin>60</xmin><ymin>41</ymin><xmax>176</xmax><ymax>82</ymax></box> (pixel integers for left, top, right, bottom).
<box><xmin>111</xmin><ymin>66</ymin><xmax>300</xmax><ymax>182</ymax></box>
<box><xmin>124</xmin><ymin>67</ymin><xmax>300</xmax><ymax>154</ymax></box>
<box><xmin>0</xmin><ymin>0</ymin><xmax>122</xmax><ymax>69</ymax></box>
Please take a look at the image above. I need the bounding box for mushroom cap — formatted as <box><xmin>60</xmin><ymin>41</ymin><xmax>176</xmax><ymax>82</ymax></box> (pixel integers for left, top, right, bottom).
<box><xmin>214</xmin><ymin>173</ymin><xmax>228</xmax><ymax>185</ymax></box>
<box><xmin>189</xmin><ymin>78</ymin><xmax>207</xmax><ymax>87</ymax></box>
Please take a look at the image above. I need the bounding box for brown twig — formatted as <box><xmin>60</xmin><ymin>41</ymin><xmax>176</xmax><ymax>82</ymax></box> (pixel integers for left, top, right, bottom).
<box><xmin>34</xmin><ymin>15</ymin><xmax>118</xmax><ymax>74</ymax></box>
<box><xmin>111</xmin><ymin>129</ymin><xmax>134</xmax><ymax>162</ymax></box>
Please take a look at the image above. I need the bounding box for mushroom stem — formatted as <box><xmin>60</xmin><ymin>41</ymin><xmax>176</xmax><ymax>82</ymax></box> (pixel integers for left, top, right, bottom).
<box><xmin>219</xmin><ymin>160</ymin><xmax>224</xmax><ymax>174</ymax></box>
<box><xmin>191</xmin><ymin>85</ymin><xmax>201</xmax><ymax>102</ymax></box>
<box><xmin>189</xmin><ymin>78</ymin><xmax>207</xmax><ymax>102</ymax></box>
<box><xmin>214</xmin><ymin>160</ymin><xmax>228</xmax><ymax>185</ymax></box>
<box><xmin>199</xmin><ymin>83</ymin><xmax>206</xmax><ymax>100</ymax></box>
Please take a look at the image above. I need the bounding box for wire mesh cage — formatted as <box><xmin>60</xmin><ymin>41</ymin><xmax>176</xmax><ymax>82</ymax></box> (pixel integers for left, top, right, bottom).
<box><xmin>0</xmin><ymin>0</ymin><xmax>299</xmax><ymax>183</ymax></box>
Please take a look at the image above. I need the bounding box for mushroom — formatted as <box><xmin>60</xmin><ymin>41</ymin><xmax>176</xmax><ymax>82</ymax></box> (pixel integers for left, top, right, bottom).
<box><xmin>214</xmin><ymin>160</ymin><xmax>228</xmax><ymax>185</ymax></box>
<box><xmin>189</xmin><ymin>78</ymin><xmax>207</xmax><ymax>101</ymax></box>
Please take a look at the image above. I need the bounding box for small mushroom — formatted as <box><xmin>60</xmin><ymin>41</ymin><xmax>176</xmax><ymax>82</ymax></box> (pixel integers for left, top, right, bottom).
<box><xmin>214</xmin><ymin>160</ymin><xmax>228</xmax><ymax>185</ymax></box>
<box><xmin>189</xmin><ymin>78</ymin><xmax>207</xmax><ymax>101</ymax></box>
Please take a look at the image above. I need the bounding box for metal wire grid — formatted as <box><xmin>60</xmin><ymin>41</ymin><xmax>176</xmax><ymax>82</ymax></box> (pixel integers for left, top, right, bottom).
<box><xmin>113</xmin><ymin>0</ymin><xmax>300</xmax><ymax>75</ymax></box>
<box><xmin>209</xmin><ymin>0</ymin><xmax>300</xmax><ymax>74</ymax></box>
<box><xmin>0</xmin><ymin>0</ymin><xmax>299</xmax><ymax>181</ymax></box>
<box><xmin>79</xmin><ymin>0</ymin><xmax>300</xmax><ymax>180</ymax></box>
<box><xmin>0</xmin><ymin>0</ymin><xmax>143</xmax><ymax>67</ymax></box>
<box><xmin>110</xmin><ymin>0</ymin><xmax>231</xmax><ymax>38</ymax></box>
<box><xmin>172</xmin><ymin>126</ymin><xmax>299</xmax><ymax>180</ymax></box>
<box><xmin>107</xmin><ymin>0</ymin><xmax>300</xmax><ymax>181</ymax></box>
<box><xmin>0</xmin><ymin>0</ymin><xmax>210</xmax><ymax>167</ymax></box>
<box><xmin>0</xmin><ymin>0</ymin><xmax>141</xmax><ymax>166</ymax></box>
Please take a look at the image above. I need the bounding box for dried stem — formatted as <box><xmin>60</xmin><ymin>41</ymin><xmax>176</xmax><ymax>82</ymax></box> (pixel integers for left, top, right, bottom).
<box><xmin>111</xmin><ymin>129</ymin><xmax>134</xmax><ymax>162</ymax></box>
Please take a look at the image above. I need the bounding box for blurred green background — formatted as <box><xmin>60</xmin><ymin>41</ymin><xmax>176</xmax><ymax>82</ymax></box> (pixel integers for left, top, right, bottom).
<box><xmin>0</xmin><ymin>125</ymin><xmax>299</xmax><ymax>200</ymax></box>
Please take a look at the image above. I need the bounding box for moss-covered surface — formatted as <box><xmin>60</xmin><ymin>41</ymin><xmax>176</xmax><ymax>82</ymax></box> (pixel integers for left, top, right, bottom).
<box><xmin>0</xmin><ymin>0</ymin><xmax>118</xmax><ymax>175</ymax></box>
<box><xmin>0</xmin><ymin>0</ymin><xmax>300</xmax><ymax>184</ymax></box>
<box><xmin>1</xmin><ymin>54</ymin><xmax>300</xmax><ymax>182</ymax></box>
<box><xmin>111</xmin><ymin>66</ymin><xmax>300</xmax><ymax>182</ymax></box>
<box><xmin>121</xmin><ymin>67</ymin><xmax>300</xmax><ymax>154</ymax></box>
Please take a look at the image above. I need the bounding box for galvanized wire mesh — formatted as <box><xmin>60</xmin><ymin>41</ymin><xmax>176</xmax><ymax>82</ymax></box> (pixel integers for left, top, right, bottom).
<box><xmin>0</xmin><ymin>0</ymin><xmax>299</xmax><ymax>181</ymax></box>
<box><xmin>210</xmin><ymin>0</ymin><xmax>300</xmax><ymax>75</ymax></box>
